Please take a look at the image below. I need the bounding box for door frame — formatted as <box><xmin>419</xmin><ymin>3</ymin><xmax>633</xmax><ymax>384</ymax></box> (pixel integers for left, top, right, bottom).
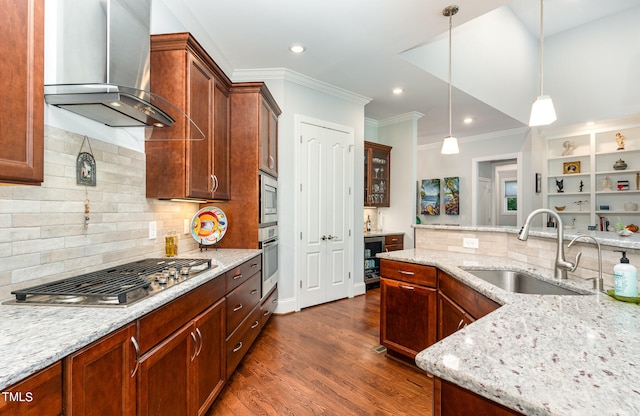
<box><xmin>294</xmin><ymin>114</ymin><xmax>355</xmax><ymax>312</ymax></box>
<box><xmin>471</xmin><ymin>152</ymin><xmax>522</xmax><ymax>226</ymax></box>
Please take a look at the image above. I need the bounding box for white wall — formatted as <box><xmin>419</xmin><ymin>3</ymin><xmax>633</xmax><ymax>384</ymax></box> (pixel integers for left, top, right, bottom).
<box><xmin>417</xmin><ymin>128</ymin><xmax>530</xmax><ymax>226</ymax></box>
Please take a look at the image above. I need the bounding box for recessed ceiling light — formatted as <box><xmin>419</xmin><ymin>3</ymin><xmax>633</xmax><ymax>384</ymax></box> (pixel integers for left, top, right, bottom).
<box><xmin>586</xmin><ymin>121</ymin><xmax>595</xmax><ymax>126</ymax></box>
<box><xmin>289</xmin><ymin>44</ymin><xmax>306</xmax><ymax>54</ymax></box>
<box><xmin>392</xmin><ymin>88</ymin><xmax>404</xmax><ymax>95</ymax></box>
<box><xmin>463</xmin><ymin>117</ymin><xmax>473</xmax><ymax>124</ymax></box>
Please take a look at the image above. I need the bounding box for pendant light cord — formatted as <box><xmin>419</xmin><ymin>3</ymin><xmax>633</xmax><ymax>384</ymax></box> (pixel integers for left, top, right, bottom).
<box><xmin>448</xmin><ymin>13</ymin><xmax>453</xmax><ymax>137</ymax></box>
<box><xmin>539</xmin><ymin>0</ymin><xmax>544</xmax><ymax>96</ymax></box>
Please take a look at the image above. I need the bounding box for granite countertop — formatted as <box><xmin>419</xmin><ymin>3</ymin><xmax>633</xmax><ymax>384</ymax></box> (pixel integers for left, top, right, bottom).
<box><xmin>364</xmin><ymin>230</ymin><xmax>404</xmax><ymax>237</ymax></box>
<box><xmin>0</xmin><ymin>249</ymin><xmax>260</xmax><ymax>391</ymax></box>
<box><xmin>379</xmin><ymin>248</ymin><xmax>640</xmax><ymax>416</ymax></box>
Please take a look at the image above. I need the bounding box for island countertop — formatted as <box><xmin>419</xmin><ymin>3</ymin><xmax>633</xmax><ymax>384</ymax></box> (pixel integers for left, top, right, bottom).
<box><xmin>0</xmin><ymin>249</ymin><xmax>260</xmax><ymax>391</ymax></box>
<box><xmin>378</xmin><ymin>248</ymin><xmax>640</xmax><ymax>416</ymax></box>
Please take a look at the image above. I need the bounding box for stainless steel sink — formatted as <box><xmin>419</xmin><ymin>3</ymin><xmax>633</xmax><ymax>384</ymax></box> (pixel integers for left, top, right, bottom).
<box><xmin>463</xmin><ymin>269</ymin><xmax>586</xmax><ymax>295</ymax></box>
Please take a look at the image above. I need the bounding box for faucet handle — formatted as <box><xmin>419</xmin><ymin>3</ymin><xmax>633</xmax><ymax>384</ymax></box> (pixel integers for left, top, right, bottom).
<box><xmin>558</xmin><ymin>252</ymin><xmax>582</xmax><ymax>272</ymax></box>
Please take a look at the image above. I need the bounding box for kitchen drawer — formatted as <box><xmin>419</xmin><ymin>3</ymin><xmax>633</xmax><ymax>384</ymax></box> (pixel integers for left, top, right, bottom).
<box><xmin>380</xmin><ymin>259</ymin><xmax>436</xmax><ymax>287</ymax></box>
<box><xmin>385</xmin><ymin>234</ymin><xmax>403</xmax><ymax>247</ymax></box>
<box><xmin>260</xmin><ymin>286</ymin><xmax>278</xmax><ymax>328</ymax></box>
<box><xmin>384</xmin><ymin>244</ymin><xmax>403</xmax><ymax>252</ymax></box>
<box><xmin>226</xmin><ymin>271</ymin><xmax>261</xmax><ymax>336</ymax></box>
<box><xmin>226</xmin><ymin>304</ymin><xmax>261</xmax><ymax>378</ymax></box>
<box><xmin>138</xmin><ymin>276</ymin><xmax>225</xmax><ymax>354</ymax></box>
<box><xmin>0</xmin><ymin>361</ymin><xmax>62</xmax><ymax>416</ymax></box>
<box><xmin>438</xmin><ymin>271</ymin><xmax>501</xmax><ymax>320</ymax></box>
<box><xmin>226</xmin><ymin>254</ymin><xmax>261</xmax><ymax>293</ymax></box>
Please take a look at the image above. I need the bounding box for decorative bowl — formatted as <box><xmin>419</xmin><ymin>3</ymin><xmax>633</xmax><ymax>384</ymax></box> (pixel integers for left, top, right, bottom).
<box><xmin>624</xmin><ymin>202</ymin><xmax>638</xmax><ymax>211</ymax></box>
<box><xmin>618</xmin><ymin>229</ymin><xmax>633</xmax><ymax>237</ymax></box>
<box><xmin>554</xmin><ymin>206</ymin><xmax>566</xmax><ymax>211</ymax></box>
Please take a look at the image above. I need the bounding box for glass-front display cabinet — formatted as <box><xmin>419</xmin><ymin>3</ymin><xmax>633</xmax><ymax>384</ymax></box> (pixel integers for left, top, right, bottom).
<box><xmin>364</xmin><ymin>141</ymin><xmax>392</xmax><ymax>207</ymax></box>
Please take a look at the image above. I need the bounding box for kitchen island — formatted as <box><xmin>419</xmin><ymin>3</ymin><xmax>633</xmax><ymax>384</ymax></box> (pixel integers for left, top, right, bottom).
<box><xmin>0</xmin><ymin>249</ymin><xmax>260</xmax><ymax>391</ymax></box>
<box><xmin>379</xmin><ymin>248</ymin><xmax>640</xmax><ymax>416</ymax></box>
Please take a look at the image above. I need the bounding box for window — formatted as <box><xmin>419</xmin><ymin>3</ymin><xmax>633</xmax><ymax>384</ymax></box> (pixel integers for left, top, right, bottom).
<box><xmin>504</xmin><ymin>180</ymin><xmax>517</xmax><ymax>212</ymax></box>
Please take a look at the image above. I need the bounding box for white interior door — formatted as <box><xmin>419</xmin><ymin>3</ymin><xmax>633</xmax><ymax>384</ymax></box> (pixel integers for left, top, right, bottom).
<box><xmin>299</xmin><ymin>121</ymin><xmax>351</xmax><ymax>309</ymax></box>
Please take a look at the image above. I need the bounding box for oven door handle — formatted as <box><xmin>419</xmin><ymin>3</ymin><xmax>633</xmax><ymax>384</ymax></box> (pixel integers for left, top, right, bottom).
<box><xmin>262</xmin><ymin>238</ymin><xmax>278</xmax><ymax>248</ymax></box>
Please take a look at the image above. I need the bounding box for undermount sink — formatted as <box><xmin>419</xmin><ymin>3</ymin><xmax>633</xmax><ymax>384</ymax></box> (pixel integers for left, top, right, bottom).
<box><xmin>463</xmin><ymin>269</ymin><xmax>586</xmax><ymax>295</ymax></box>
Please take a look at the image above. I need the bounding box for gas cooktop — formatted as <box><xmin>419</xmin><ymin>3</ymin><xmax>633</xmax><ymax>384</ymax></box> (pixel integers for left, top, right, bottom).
<box><xmin>6</xmin><ymin>258</ymin><xmax>214</xmax><ymax>307</ymax></box>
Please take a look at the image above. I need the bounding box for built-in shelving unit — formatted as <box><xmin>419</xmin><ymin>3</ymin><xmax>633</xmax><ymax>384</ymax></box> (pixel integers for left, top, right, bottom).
<box><xmin>544</xmin><ymin>120</ymin><xmax>640</xmax><ymax>231</ymax></box>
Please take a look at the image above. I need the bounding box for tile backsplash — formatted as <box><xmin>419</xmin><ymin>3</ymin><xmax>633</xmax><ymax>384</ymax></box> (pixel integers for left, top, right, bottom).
<box><xmin>0</xmin><ymin>126</ymin><xmax>201</xmax><ymax>300</ymax></box>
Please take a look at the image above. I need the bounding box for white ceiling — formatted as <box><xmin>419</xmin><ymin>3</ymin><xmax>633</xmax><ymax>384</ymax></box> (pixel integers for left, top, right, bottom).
<box><xmin>163</xmin><ymin>0</ymin><xmax>639</xmax><ymax>144</ymax></box>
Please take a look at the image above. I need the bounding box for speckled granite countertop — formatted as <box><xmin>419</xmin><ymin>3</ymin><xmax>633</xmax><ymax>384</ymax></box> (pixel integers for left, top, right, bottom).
<box><xmin>379</xmin><ymin>248</ymin><xmax>640</xmax><ymax>416</ymax></box>
<box><xmin>364</xmin><ymin>230</ymin><xmax>404</xmax><ymax>237</ymax></box>
<box><xmin>0</xmin><ymin>249</ymin><xmax>260</xmax><ymax>391</ymax></box>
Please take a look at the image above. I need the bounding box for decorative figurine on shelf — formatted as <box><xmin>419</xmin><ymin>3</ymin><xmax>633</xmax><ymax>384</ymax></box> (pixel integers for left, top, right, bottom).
<box><xmin>574</xmin><ymin>200</ymin><xmax>589</xmax><ymax>211</ymax></box>
<box><xmin>616</xmin><ymin>132</ymin><xmax>625</xmax><ymax>150</ymax></box>
<box><xmin>579</xmin><ymin>180</ymin><xmax>584</xmax><ymax>192</ymax></box>
<box><xmin>561</xmin><ymin>140</ymin><xmax>576</xmax><ymax>156</ymax></box>
<box><xmin>601</xmin><ymin>176</ymin><xmax>613</xmax><ymax>191</ymax></box>
<box><xmin>555</xmin><ymin>178</ymin><xmax>564</xmax><ymax>193</ymax></box>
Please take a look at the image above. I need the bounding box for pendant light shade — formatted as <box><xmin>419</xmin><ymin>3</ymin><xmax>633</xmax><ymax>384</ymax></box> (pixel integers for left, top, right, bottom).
<box><xmin>529</xmin><ymin>0</ymin><xmax>556</xmax><ymax>127</ymax></box>
<box><xmin>441</xmin><ymin>5</ymin><xmax>459</xmax><ymax>154</ymax></box>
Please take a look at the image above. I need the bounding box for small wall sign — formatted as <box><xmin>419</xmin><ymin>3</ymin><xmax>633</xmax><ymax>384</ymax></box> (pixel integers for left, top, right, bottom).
<box><xmin>76</xmin><ymin>136</ymin><xmax>97</xmax><ymax>186</ymax></box>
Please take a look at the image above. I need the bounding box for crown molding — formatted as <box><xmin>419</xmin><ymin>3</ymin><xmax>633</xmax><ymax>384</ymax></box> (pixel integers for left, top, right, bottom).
<box><xmin>232</xmin><ymin>68</ymin><xmax>372</xmax><ymax>106</ymax></box>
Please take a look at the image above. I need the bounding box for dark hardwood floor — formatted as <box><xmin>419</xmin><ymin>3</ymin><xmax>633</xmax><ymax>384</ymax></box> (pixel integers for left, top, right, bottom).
<box><xmin>208</xmin><ymin>288</ymin><xmax>433</xmax><ymax>415</ymax></box>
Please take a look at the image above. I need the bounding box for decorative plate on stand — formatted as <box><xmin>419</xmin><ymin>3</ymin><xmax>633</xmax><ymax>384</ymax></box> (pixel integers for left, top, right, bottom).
<box><xmin>190</xmin><ymin>206</ymin><xmax>228</xmax><ymax>245</ymax></box>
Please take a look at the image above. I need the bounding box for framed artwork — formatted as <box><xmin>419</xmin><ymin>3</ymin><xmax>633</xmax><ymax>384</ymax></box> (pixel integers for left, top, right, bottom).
<box><xmin>535</xmin><ymin>173</ymin><xmax>542</xmax><ymax>193</ymax></box>
<box><xmin>563</xmin><ymin>161</ymin><xmax>580</xmax><ymax>174</ymax></box>
<box><xmin>443</xmin><ymin>177</ymin><xmax>459</xmax><ymax>215</ymax></box>
<box><xmin>419</xmin><ymin>179</ymin><xmax>440</xmax><ymax>216</ymax></box>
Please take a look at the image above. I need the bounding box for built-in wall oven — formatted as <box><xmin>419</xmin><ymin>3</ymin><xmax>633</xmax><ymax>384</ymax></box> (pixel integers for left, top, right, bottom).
<box><xmin>258</xmin><ymin>225</ymin><xmax>278</xmax><ymax>297</ymax></box>
<box><xmin>259</xmin><ymin>172</ymin><xmax>278</xmax><ymax>226</ymax></box>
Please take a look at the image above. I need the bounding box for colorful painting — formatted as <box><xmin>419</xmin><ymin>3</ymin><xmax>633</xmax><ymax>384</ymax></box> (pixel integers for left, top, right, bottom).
<box><xmin>444</xmin><ymin>177</ymin><xmax>459</xmax><ymax>215</ymax></box>
<box><xmin>419</xmin><ymin>179</ymin><xmax>440</xmax><ymax>216</ymax></box>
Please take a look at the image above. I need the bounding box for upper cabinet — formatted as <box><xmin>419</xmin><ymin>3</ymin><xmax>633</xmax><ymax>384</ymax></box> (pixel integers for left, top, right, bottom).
<box><xmin>259</xmin><ymin>97</ymin><xmax>279</xmax><ymax>177</ymax></box>
<box><xmin>0</xmin><ymin>0</ymin><xmax>44</xmax><ymax>185</ymax></box>
<box><xmin>146</xmin><ymin>33</ymin><xmax>231</xmax><ymax>200</ymax></box>
<box><xmin>544</xmin><ymin>121</ymin><xmax>640</xmax><ymax>230</ymax></box>
<box><xmin>364</xmin><ymin>141</ymin><xmax>392</xmax><ymax>207</ymax></box>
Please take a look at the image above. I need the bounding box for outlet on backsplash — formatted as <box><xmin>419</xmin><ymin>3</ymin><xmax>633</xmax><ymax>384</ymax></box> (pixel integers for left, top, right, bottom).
<box><xmin>463</xmin><ymin>238</ymin><xmax>479</xmax><ymax>248</ymax></box>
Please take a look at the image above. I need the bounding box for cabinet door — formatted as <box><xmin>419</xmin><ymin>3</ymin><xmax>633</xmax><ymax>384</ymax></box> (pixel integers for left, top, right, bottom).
<box><xmin>438</xmin><ymin>292</ymin><xmax>474</xmax><ymax>341</ymax></box>
<box><xmin>193</xmin><ymin>298</ymin><xmax>226</xmax><ymax>416</ymax></box>
<box><xmin>212</xmin><ymin>81</ymin><xmax>230</xmax><ymax>200</ymax></box>
<box><xmin>364</xmin><ymin>141</ymin><xmax>391</xmax><ymax>207</ymax></box>
<box><xmin>0</xmin><ymin>362</ymin><xmax>61</xmax><ymax>416</ymax></box>
<box><xmin>138</xmin><ymin>323</ymin><xmax>195</xmax><ymax>416</ymax></box>
<box><xmin>0</xmin><ymin>0</ymin><xmax>43</xmax><ymax>185</ymax></box>
<box><xmin>186</xmin><ymin>54</ymin><xmax>214</xmax><ymax>199</ymax></box>
<box><xmin>64</xmin><ymin>324</ymin><xmax>136</xmax><ymax>416</ymax></box>
<box><xmin>259</xmin><ymin>99</ymin><xmax>278</xmax><ymax>176</ymax></box>
<box><xmin>434</xmin><ymin>377</ymin><xmax>524</xmax><ymax>416</ymax></box>
<box><xmin>380</xmin><ymin>277</ymin><xmax>437</xmax><ymax>359</ymax></box>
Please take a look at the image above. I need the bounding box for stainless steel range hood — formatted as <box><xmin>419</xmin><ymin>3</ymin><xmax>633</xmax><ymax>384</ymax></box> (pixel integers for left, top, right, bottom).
<box><xmin>44</xmin><ymin>0</ymin><xmax>174</xmax><ymax>128</ymax></box>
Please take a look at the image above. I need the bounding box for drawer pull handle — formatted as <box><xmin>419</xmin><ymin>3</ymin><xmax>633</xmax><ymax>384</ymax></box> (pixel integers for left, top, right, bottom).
<box><xmin>263</xmin><ymin>310</ymin><xmax>270</xmax><ymax>316</ymax></box>
<box><xmin>399</xmin><ymin>284</ymin><xmax>415</xmax><ymax>291</ymax></box>
<box><xmin>272</xmin><ymin>299</ymin><xmax>277</xmax><ymax>304</ymax></box>
<box><xmin>251</xmin><ymin>263</ymin><xmax>258</xmax><ymax>268</ymax></box>
<box><xmin>398</xmin><ymin>270</ymin><xmax>415</xmax><ymax>275</ymax></box>
<box><xmin>251</xmin><ymin>289</ymin><xmax>259</xmax><ymax>295</ymax></box>
<box><xmin>251</xmin><ymin>320</ymin><xmax>260</xmax><ymax>329</ymax></box>
<box><xmin>195</xmin><ymin>328</ymin><xmax>203</xmax><ymax>357</ymax></box>
<box><xmin>457</xmin><ymin>319</ymin><xmax>465</xmax><ymax>331</ymax></box>
<box><xmin>233</xmin><ymin>273</ymin><xmax>243</xmax><ymax>280</ymax></box>
<box><xmin>233</xmin><ymin>341</ymin><xmax>243</xmax><ymax>353</ymax></box>
<box><xmin>391</xmin><ymin>238</ymin><xmax>398</xmax><ymax>242</ymax></box>
<box><xmin>190</xmin><ymin>332</ymin><xmax>198</xmax><ymax>361</ymax></box>
<box><xmin>233</xmin><ymin>304</ymin><xmax>243</xmax><ymax>312</ymax></box>
<box><xmin>130</xmin><ymin>337</ymin><xmax>140</xmax><ymax>378</ymax></box>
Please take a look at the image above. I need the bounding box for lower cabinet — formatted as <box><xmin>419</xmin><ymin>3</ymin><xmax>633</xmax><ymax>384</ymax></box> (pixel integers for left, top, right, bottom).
<box><xmin>380</xmin><ymin>260</ymin><xmax>438</xmax><ymax>359</ymax></box>
<box><xmin>64</xmin><ymin>323</ymin><xmax>137</xmax><ymax>416</ymax></box>
<box><xmin>433</xmin><ymin>378</ymin><xmax>524</xmax><ymax>416</ymax></box>
<box><xmin>138</xmin><ymin>298</ymin><xmax>225</xmax><ymax>416</ymax></box>
<box><xmin>0</xmin><ymin>362</ymin><xmax>61</xmax><ymax>416</ymax></box>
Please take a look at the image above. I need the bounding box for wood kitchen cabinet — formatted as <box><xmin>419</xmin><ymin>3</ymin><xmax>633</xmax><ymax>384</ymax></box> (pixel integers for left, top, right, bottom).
<box><xmin>0</xmin><ymin>0</ymin><xmax>44</xmax><ymax>185</ymax></box>
<box><xmin>380</xmin><ymin>260</ymin><xmax>437</xmax><ymax>360</ymax></box>
<box><xmin>64</xmin><ymin>323</ymin><xmax>137</xmax><ymax>415</ymax></box>
<box><xmin>211</xmin><ymin>83</ymin><xmax>281</xmax><ymax>248</ymax></box>
<box><xmin>384</xmin><ymin>234</ymin><xmax>404</xmax><ymax>252</ymax></box>
<box><xmin>146</xmin><ymin>32</ymin><xmax>231</xmax><ymax>200</ymax></box>
<box><xmin>364</xmin><ymin>141</ymin><xmax>392</xmax><ymax>207</ymax></box>
<box><xmin>0</xmin><ymin>362</ymin><xmax>61</xmax><ymax>416</ymax></box>
<box><xmin>138</xmin><ymin>298</ymin><xmax>226</xmax><ymax>416</ymax></box>
<box><xmin>434</xmin><ymin>378</ymin><xmax>524</xmax><ymax>416</ymax></box>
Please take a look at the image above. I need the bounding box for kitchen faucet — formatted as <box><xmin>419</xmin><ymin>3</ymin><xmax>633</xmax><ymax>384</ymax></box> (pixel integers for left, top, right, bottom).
<box><xmin>518</xmin><ymin>208</ymin><xmax>581</xmax><ymax>279</ymax></box>
<box><xmin>568</xmin><ymin>235</ymin><xmax>603</xmax><ymax>292</ymax></box>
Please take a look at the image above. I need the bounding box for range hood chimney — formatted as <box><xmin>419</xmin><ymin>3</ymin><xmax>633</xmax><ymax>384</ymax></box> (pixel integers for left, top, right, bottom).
<box><xmin>44</xmin><ymin>0</ymin><xmax>174</xmax><ymax>128</ymax></box>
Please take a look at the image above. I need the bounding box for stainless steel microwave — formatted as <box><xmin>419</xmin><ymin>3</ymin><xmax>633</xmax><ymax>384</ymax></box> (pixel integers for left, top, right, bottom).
<box><xmin>259</xmin><ymin>173</ymin><xmax>277</xmax><ymax>225</ymax></box>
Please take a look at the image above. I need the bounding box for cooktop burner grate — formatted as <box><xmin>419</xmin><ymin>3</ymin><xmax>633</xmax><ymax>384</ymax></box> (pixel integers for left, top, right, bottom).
<box><xmin>11</xmin><ymin>258</ymin><xmax>212</xmax><ymax>304</ymax></box>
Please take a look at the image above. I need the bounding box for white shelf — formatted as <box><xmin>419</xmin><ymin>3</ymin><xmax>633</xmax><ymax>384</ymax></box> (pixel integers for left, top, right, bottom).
<box><xmin>596</xmin><ymin>210</ymin><xmax>640</xmax><ymax>215</ymax></box>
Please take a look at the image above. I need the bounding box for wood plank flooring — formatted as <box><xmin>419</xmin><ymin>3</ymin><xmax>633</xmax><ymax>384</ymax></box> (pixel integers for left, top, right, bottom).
<box><xmin>208</xmin><ymin>288</ymin><xmax>433</xmax><ymax>415</ymax></box>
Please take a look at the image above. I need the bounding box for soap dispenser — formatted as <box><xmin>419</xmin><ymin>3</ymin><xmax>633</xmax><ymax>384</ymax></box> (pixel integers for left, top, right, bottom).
<box><xmin>613</xmin><ymin>250</ymin><xmax>638</xmax><ymax>297</ymax></box>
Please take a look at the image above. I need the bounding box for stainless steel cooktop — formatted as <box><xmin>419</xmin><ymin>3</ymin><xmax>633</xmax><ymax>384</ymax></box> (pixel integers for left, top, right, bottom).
<box><xmin>6</xmin><ymin>258</ymin><xmax>214</xmax><ymax>307</ymax></box>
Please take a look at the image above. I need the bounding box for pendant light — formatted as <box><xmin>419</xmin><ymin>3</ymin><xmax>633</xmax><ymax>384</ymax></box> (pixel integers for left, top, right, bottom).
<box><xmin>529</xmin><ymin>0</ymin><xmax>556</xmax><ymax>126</ymax></box>
<box><xmin>441</xmin><ymin>5</ymin><xmax>459</xmax><ymax>155</ymax></box>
